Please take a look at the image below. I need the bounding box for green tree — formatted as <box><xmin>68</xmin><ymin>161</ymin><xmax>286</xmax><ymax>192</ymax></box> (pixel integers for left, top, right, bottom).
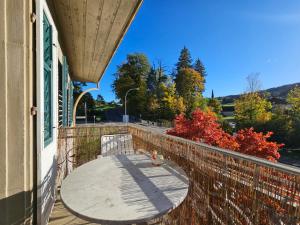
<box><xmin>73</xmin><ymin>81</ymin><xmax>87</xmax><ymax>93</ymax></box>
<box><xmin>207</xmin><ymin>91</ymin><xmax>222</xmax><ymax>115</ymax></box>
<box><xmin>76</xmin><ymin>92</ymin><xmax>95</xmax><ymax>116</ymax></box>
<box><xmin>96</xmin><ymin>94</ymin><xmax>105</xmax><ymax>105</ymax></box>
<box><xmin>112</xmin><ymin>53</ymin><xmax>151</xmax><ymax>117</ymax></box>
<box><xmin>73</xmin><ymin>82</ymin><xmax>95</xmax><ymax>116</ymax></box>
<box><xmin>175</xmin><ymin>68</ymin><xmax>205</xmax><ymax>115</ymax></box>
<box><xmin>287</xmin><ymin>86</ymin><xmax>300</xmax><ymax>147</ymax></box>
<box><xmin>253</xmin><ymin>87</ymin><xmax>300</xmax><ymax>148</ymax></box>
<box><xmin>235</xmin><ymin>92</ymin><xmax>272</xmax><ymax>129</ymax></box>
<box><xmin>175</xmin><ymin>46</ymin><xmax>192</xmax><ymax>72</ymax></box>
<box><xmin>146</xmin><ymin>61</ymin><xmax>168</xmax><ymax>94</ymax></box>
<box><xmin>287</xmin><ymin>86</ymin><xmax>300</xmax><ymax>116</ymax></box>
<box><xmin>194</xmin><ymin>58</ymin><xmax>207</xmax><ymax>82</ymax></box>
<box><xmin>257</xmin><ymin>106</ymin><xmax>291</xmax><ymax>145</ymax></box>
<box><xmin>144</xmin><ymin>93</ymin><xmax>160</xmax><ymax>120</ymax></box>
<box><xmin>234</xmin><ymin>74</ymin><xmax>272</xmax><ymax>129</ymax></box>
<box><xmin>160</xmin><ymin>83</ymin><xmax>186</xmax><ymax>120</ymax></box>
<box><xmin>113</xmin><ymin>75</ymin><xmax>135</xmax><ymax>102</ymax></box>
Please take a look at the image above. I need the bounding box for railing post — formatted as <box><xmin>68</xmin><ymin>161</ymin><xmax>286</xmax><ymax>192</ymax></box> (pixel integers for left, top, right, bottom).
<box><xmin>252</xmin><ymin>165</ymin><xmax>260</xmax><ymax>225</ymax></box>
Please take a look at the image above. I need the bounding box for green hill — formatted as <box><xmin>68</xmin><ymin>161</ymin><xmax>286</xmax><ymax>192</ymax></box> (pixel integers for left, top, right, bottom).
<box><xmin>219</xmin><ymin>82</ymin><xmax>300</xmax><ymax>104</ymax></box>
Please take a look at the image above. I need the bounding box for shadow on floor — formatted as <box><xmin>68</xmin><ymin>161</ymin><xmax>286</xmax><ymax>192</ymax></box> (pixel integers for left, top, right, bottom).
<box><xmin>49</xmin><ymin>191</ymin><xmax>164</xmax><ymax>225</ymax></box>
<box><xmin>49</xmin><ymin>193</ymin><xmax>98</xmax><ymax>225</ymax></box>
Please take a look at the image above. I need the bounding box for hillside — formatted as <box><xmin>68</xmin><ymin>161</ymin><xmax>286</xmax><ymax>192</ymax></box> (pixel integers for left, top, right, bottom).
<box><xmin>219</xmin><ymin>82</ymin><xmax>300</xmax><ymax>104</ymax></box>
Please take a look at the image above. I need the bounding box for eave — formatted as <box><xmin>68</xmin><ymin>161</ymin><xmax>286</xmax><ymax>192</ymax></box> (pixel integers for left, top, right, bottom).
<box><xmin>47</xmin><ymin>0</ymin><xmax>143</xmax><ymax>83</ymax></box>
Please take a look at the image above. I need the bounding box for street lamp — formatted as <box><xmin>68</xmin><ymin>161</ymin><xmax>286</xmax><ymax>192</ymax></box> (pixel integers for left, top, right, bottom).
<box><xmin>124</xmin><ymin>87</ymin><xmax>139</xmax><ymax>123</ymax></box>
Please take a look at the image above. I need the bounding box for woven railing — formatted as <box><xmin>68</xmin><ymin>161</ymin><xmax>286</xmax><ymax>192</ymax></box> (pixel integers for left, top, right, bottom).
<box><xmin>57</xmin><ymin>123</ymin><xmax>300</xmax><ymax>225</ymax></box>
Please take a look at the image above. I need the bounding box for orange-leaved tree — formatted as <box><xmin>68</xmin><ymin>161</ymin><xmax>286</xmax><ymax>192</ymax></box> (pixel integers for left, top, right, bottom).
<box><xmin>167</xmin><ymin>109</ymin><xmax>238</xmax><ymax>150</ymax></box>
<box><xmin>167</xmin><ymin>109</ymin><xmax>283</xmax><ymax>161</ymax></box>
<box><xmin>235</xmin><ymin>128</ymin><xmax>283</xmax><ymax>162</ymax></box>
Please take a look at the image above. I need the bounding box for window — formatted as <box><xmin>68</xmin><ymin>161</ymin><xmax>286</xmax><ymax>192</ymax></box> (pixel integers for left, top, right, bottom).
<box><xmin>62</xmin><ymin>57</ymin><xmax>74</xmax><ymax>127</ymax></box>
<box><xmin>58</xmin><ymin>61</ymin><xmax>63</xmax><ymax>127</ymax></box>
<box><xmin>43</xmin><ymin>12</ymin><xmax>53</xmax><ymax>146</ymax></box>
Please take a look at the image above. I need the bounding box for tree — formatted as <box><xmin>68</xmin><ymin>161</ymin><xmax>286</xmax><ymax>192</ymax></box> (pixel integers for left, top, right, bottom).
<box><xmin>175</xmin><ymin>68</ymin><xmax>205</xmax><ymax>115</ymax></box>
<box><xmin>287</xmin><ymin>86</ymin><xmax>300</xmax><ymax>116</ymax></box>
<box><xmin>145</xmin><ymin>93</ymin><xmax>160</xmax><ymax>120</ymax></box>
<box><xmin>113</xmin><ymin>75</ymin><xmax>135</xmax><ymax>103</ymax></box>
<box><xmin>207</xmin><ymin>90</ymin><xmax>222</xmax><ymax>114</ymax></box>
<box><xmin>235</xmin><ymin>92</ymin><xmax>272</xmax><ymax>129</ymax></box>
<box><xmin>146</xmin><ymin>67</ymin><xmax>157</xmax><ymax>92</ymax></box>
<box><xmin>175</xmin><ymin>46</ymin><xmax>192</xmax><ymax>72</ymax></box>
<box><xmin>73</xmin><ymin>81</ymin><xmax>87</xmax><ymax>93</ymax></box>
<box><xmin>144</xmin><ymin>81</ymin><xmax>186</xmax><ymax>121</ymax></box>
<box><xmin>112</xmin><ymin>53</ymin><xmax>151</xmax><ymax>117</ymax></box>
<box><xmin>116</xmin><ymin>53</ymin><xmax>151</xmax><ymax>84</ymax></box>
<box><xmin>76</xmin><ymin>92</ymin><xmax>95</xmax><ymax>116</ymax></box>
<box><xmin>253</xmin><ymin>87</ymin><xmax>300</xmax><ymax>148</ymax></box>
<box><xmin>207</xmin><ymin>99</ymin><xmax>222</xmax><ymax>115</ymax></box>
<box><xmin>235</xmin><ymin>128</ymin><xmax>283</xmax><ymax>162</ymax></box>
<box><xmin>235</xmin><ymin>74</ymin><xmax>271</xmax><ymax>129</ymax></box>
<box><xmin>246</xmin><ymin>73</ymin><xmax>261</xmax><ymax>93</ymax></box>
<box><xmin>96</xmin><ymin>94</ymin><xmax>105</xmax><ymax>106</ymax></box>
<box><xmin>286</xmin><ymin>86</ymin><xmax>300</xmax><ymax>147</ymax></box>
<box><xmin>194</xmin><ymin>58</ymin><xmax>207</xmax><ymax>82</ymax></box>
<box><xmin>167</xmin><ymin>108</ymin><xmax>283</xmax><ymax>161</ymax></box>
<box><xmin>73</xmin><ymin>82</ymin><xmax>95</xmax><ymax>116</ymax></box>
<box><xmin>160</xmin><ymin>83</ymin><xmax>186</xmax><ymax>120</ymax></box>
<box><xmin>257</xmin><ymin>106</ymin><xmax>291</xmax><ymax>145</ymax></box>
<box><xmin>146</xmin><ymin>61</ymin><xmax>168</xmax><ymax>94</ymax></box>
<box><xmin>144</xmin><ymin>61</ymin><xmax>171</xmax><ymax>120</ymax></box>
<box><xmin>167</xmin><ymin>109</ymin><xmax>238</xmax><ymax>150</ymax></box>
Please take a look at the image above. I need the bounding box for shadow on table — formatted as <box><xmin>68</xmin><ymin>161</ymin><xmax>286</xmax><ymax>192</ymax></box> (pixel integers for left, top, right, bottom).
<box><xmin>112</xmin><ymin>154</ymin><xmax>189</xmax><ymax>222</ymax></box>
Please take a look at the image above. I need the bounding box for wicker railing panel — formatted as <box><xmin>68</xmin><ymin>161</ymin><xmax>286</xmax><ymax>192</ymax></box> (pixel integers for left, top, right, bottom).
<box><xmin>128</xmin><ymin>125</ymin><xmax>300</xmax><ymax>225</ymax></box>
<box><xmin>57</xmin><ymin>125</ymin><xmax>128</xmax><ymax>168</ymax></box>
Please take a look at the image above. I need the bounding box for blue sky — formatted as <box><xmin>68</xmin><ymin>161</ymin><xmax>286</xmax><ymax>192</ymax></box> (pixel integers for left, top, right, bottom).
<box><xmin>86</xmin><ymin>0</ymin><xmax>300</xmax><ymax>102</ymax></box>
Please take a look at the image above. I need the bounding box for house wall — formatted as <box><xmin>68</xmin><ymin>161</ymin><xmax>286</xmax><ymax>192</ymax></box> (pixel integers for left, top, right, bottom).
<box><xmin>36</xmin><ymin>1</ymin><xmax>61</xmax><ymax>224</ymax></box>
<box><xmin>0</xmin><ymin>0</ymin><xmax>35</xmax><ymax>224</ymax></box>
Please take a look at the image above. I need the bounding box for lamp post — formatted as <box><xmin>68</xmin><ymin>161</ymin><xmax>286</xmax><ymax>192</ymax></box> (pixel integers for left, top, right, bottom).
<box><xmin>124</xmin><ymin>87</ymin><xmax>139</xmax><ymax>123</ymax></box>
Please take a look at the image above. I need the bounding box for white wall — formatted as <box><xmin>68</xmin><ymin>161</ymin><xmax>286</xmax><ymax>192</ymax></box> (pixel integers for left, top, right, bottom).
<box><xmin>36</xmin><ymin>1</ymin><xmax>59</xmax><ymax>224</ymax></box>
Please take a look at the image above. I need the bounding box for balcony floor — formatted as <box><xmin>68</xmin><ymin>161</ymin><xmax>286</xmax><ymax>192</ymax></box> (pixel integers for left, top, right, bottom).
<box><xmin>49</xmin><ymin>191</ymin><xmax>163</xmax><ymax>225</ymax></box>
<box><xmin>49</xmin><ymin>192</ymin><xmax>98</xmax><ymax>225</ymax></box>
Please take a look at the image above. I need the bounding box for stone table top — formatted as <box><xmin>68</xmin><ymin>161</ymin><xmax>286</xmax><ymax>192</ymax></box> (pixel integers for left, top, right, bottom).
<box><xmin>60</xmin><ymin>154</ymin><xmax>189</xmax><ymax>224</ymax></box>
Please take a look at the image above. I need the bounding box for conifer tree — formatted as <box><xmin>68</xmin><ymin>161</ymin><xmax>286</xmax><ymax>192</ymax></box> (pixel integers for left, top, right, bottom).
<box><xmin>194</xmin><ymin>58</ymin><xmax>207</xmax><ymax>83</ymax></box>
<box><xmin>207</xmin><ymin>90</ymin><xmax>222</xmax><ymax>114</ymax></box>
<box><xmin>175</xmin><ymin>46</ymin><xmax>192</xmax><ymax>72</ymax></box>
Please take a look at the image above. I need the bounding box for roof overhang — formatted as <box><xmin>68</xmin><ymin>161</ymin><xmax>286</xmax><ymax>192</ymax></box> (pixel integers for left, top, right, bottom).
<box><xmin>47</xmin><ymin>0</ymin><xmax>143</xmax><ymax>83</ymax></box>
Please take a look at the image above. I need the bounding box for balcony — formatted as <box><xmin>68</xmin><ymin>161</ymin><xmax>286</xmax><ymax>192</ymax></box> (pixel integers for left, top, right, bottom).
<box><xmin>50</xmin><ymin>123</ymin><xmax>300</xmax><ymax>225</ymax></box>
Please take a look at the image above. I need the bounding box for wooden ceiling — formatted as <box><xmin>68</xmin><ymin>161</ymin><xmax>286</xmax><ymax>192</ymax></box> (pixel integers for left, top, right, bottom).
<box><xmin>47</xmin><ymin>0</ymin><xmax>142</xmax><ymax>83</ymax></box>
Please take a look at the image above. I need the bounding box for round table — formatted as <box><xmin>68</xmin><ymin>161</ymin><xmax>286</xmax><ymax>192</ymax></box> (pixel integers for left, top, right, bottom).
<box><xmin>60</xmin><ymin>154</ymin><xmax>189</xmax><ymax>224</ymax></box>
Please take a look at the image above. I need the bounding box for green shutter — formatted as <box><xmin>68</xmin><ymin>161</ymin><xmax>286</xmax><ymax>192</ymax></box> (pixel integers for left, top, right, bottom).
<box><xmin>43</xmin><ymin>13</ymin><xmax>53</xmax><ymax>146</ymax></box>
<box><xmin>62</xmin><ymin>56</ymin><xmax>68</xmax><ymax>127</ymax></box>
<box><xmin>69</xmin><ymin>81</ymin><xmax>74</xmax><ymax>126</ymax></box>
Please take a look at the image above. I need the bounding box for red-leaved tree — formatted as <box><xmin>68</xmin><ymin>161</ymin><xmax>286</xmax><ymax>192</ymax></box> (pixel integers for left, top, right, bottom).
<box><xmin>235</xmin><ymin>128</ymin><xmax>283</xmax><ymax>162</ymax></box>
<box><xmin>167</xmin><ymin>109</ymin><xmax>283</xmax><ymax>161</ymax></box>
